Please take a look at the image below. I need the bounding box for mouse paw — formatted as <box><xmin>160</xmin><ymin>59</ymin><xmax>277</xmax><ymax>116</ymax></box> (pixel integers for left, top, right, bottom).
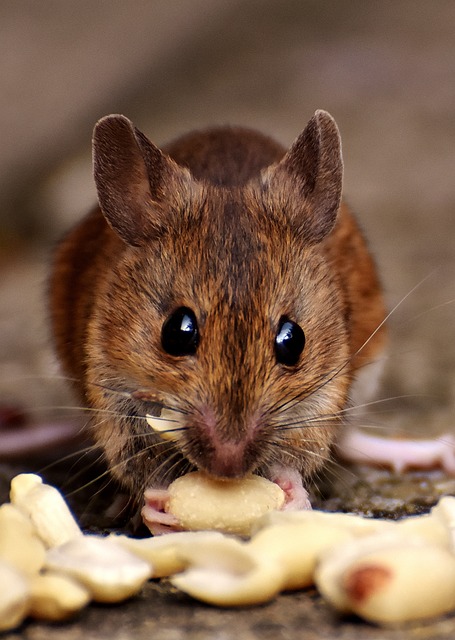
<box><xmin>337</xmin><ymin>427</ymin><xmax>455</xmax><ymax>475</ymax></box>
<box><xmin>141</xmin><ymin>488</ymin><xmax>182</xmax><ymax>535</ymax></box>
<box><xmin>269</xmin><ymin>465</ymin><xmax>312</xmax><ymax>510</ymax></box>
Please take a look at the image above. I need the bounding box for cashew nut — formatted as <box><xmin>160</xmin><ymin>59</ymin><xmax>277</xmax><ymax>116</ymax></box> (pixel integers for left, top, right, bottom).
<box><xmin>10</xmin><ymin>474</ymin><xmax>82</xmax><ymax>548</ymax></box>
<box><xmin>166</xmin><ymin>471</ymin><xmax>285</xmax><ymax>535</ymax></box>
<box><xmin>45</xmin><ymin>535</ymin><xmax>152</xmax><ymax>603</ymax></box>
<box><xmin>315</xmin><ymin>534</ymin><xmax>455</xmax><ymax>624</ymax></box>
<box><xmin>0</xmin><ymin>562</ymin><xmax>29</xmax><ymax>632</ymax></box>
<box><xmin>29</xmin><ymin>573</ymin><xmax>90</xmax><ymax>621</ymax></box>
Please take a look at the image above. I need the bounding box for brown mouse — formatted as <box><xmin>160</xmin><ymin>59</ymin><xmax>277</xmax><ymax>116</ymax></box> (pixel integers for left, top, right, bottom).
<box><xmin>49</xmin><ymin>110</ymin><xmax>387</xmax><ymax>529</ymax></box>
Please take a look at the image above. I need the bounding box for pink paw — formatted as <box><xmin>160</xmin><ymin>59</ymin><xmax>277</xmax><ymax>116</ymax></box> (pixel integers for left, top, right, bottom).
<box><xmin>269</xmin><ymin>465</ymin><xmax>312</xmax><ymax>510</ymax></box>
<box><xmin>141</xmin><ymin>488</ymin><xmax>182</xmax><ymax>535</ymax></box>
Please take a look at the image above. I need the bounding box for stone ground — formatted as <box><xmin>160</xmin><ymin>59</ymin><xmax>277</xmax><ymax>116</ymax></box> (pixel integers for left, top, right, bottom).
<box><xmin>1</xmin><ymin>1</ymin><xmax>455</xmax><ymax>637</ymax></box>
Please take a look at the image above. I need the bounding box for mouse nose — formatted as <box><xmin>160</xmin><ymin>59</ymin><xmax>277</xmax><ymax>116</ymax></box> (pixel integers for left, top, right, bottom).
<box><xmin>202</xmin><ymin>439</ymin><xmax>252</xmax><ymax>478</ymax></box>
<box><xmin>188</xmin><ymin>406</ymin><xmax>262</xmax><ymax>478</ymax></box>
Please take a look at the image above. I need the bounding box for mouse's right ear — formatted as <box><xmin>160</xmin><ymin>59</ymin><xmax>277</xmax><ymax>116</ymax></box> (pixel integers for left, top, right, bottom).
<box><xmin>93</xmin><ymin>115</ymin><xmax>195</xmax><ymax>246</ymax></box>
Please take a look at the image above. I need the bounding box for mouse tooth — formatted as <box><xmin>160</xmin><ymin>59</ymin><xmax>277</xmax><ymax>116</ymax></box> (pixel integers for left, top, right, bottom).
<box><xmin>145</xmin><ymin>413</ymin><xmax>182</xmax><ymax>441</ymax></box>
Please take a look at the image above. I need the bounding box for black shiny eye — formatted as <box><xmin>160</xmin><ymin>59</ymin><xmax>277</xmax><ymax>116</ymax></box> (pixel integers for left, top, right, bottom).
<box><xmin>274</xmin><ymin>317</ymin><xmax>305</xmax><ymax>366</ymax></box>
<box><xmin>161</xmin><ymin>307</ymin><xmax>199</xmax><ymax>356</ymax></box>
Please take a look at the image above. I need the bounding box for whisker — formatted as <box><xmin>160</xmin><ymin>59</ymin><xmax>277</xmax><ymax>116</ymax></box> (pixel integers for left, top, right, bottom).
<box><xmin>138</xmin><ymin>413</ymin><xmax>184</xmax><ymax>426</ymax></box>
<box><xmin>38</xmin><ymin>443</ymin><xmax>101</xmax><ymax>473</ymax></box>
<box><xmin>340</xmin><ymin>394</ymin><xmax>432</xmax><ymax>415</ymax></box>
<box><xmin>5</xmin><ymin>374</ymin><xmax>189</xmax><ymax>417</ymax></box>
<box><xmin>275</xmin><ymin>419</ymin><xmax>341</xmax><ymax>432</ymax></box>
<box><xmin>267</xmin><ymin>272</ymin><xmax>438</xmax><ymax>421</ymax></box>
<box><xmin>352</xmin><ymin>271</ymin><xmax>437</xmax><ymax>361</ymax></box>
<box><xmin>151</xmin><ymin>451</ymin><xmax>192</xmax><ymax>488</ymax></box>
<box><xmin>393</xmin><ymin>296</ymin><xmax>455</xmax><ymax>330</ymax></box>
<box><xmin>269</xmin><ymin>439</ymin><xmax>331</xmax><ymax>466</ymax></box>
<box><xmin>23</xmin><ymin>405</ymin><xmax>135</xmax><ymax>419</ymax></box>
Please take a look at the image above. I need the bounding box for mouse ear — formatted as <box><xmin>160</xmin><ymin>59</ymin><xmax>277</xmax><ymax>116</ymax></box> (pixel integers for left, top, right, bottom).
<box><xmin>93</xmin><ymin>115</ymin><xmax>194</xmax><ymax>246</ymax></box>
<box><xmin>264</xmin><ymin>110</ymin><xmax>343</xmax><ymax>244</ymax></box>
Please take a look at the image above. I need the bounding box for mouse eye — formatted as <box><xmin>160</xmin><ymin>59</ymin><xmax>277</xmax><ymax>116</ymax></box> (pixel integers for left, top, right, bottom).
<box><xmin>274</xmin><ymin>317</ymin><xmax>305</xmax><ymax>366</ymax></box>
<box><xmin>161</xmin><ymin>307</ymin><xmax>199</xmax><ymax>356</ymax></box>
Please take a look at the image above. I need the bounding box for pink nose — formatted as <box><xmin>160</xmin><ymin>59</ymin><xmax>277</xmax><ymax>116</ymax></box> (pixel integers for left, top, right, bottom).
<box><xmin>202</xmin><ymin>440</ymin><xmax>250</xmax><ymax>478</ymax></box>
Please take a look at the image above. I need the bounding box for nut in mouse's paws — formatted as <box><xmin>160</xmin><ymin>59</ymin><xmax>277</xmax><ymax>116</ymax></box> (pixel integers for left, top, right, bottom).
<box><xmin>142</xmin><ymin>471</ymin><xmax>286</xmax><ymax>536</ymax></box>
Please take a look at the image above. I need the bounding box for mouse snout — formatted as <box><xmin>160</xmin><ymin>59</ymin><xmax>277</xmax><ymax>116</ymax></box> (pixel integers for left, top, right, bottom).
<box><xmin>186</xmin><ymin>410</ymin><xmax>262</xmax><ymax>479</ymax></box>
<box><xmin>200</xmin><ymin>438</ymin><xmax>252</xmax><ymax>478</ymax></box>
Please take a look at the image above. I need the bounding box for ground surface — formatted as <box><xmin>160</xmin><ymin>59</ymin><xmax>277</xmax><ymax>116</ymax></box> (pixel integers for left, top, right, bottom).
<box><xmin>1</xmin><ymin>1</ymin><xmax>455</xmax><ymax>637</ymax></box>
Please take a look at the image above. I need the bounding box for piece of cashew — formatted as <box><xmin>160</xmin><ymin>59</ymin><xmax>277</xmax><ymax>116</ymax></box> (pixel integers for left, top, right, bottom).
<box><xmin>10</xmin><ymin>474</ymin><xmax>82</xmax><ymax>548</ymax></box>
<box><xmin>253</xmin><ymin>507</ymin><xmax>396</xmax><ymax>537</ymax></box>
<box><xmin>29</xmin><ymin>573</ymin><xmax>90</xmax><ymax>621</ymax></box>
<box><xmin>0</xmin><ymin>503</ymin><xmax>46</xmax><ymax>575</ymax></box>
<box><xmin>248</xmin><ymin>520</ymin><xmax>354</xmax><ymax>590</ymax></box>
<box><xmin>166</xmin><ymin>472</ymin><xmax>285</xmax><ymax>535</ymax></box>
<box><xmin>317</xmin><ymin>536</ymin><xmax>455</xmax><ymax>625</ymax></box>
<box><xmin>145</xmin><ymin>410</ymin><xmax>182</xmax><ymax>441</ymax></box>
<box><xmin>110</xmin><ymin>530</ymin><xmax>226</xmax><ymax>578</ymax></box>
<box><xmin>45</xmin><ymin>535</ymin><xmax>152</xmax><ymax>603</ymax></box>
<box><xmin>170</xmin><ymin>536</ymin><xmax>285</xmax><ymax>606</ymax></box>
<box><xmin>0</xmin><ymin>562</ymin><xmax>29</xmax><ymax>632</ymax></box>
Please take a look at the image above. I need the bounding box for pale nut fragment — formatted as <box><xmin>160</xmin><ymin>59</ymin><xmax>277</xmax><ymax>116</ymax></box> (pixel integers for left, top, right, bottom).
<box><xmin>395</xmin><ymin>512</ymin><xmax>452</xmax><ymax>548</ymax></box>
<box><xmin>254</xmin><ymin>507</ymin><xmax>396</xmax><ymax>537</ymax></box>
<box><xmin>259</xmin><ymin>507</ymin><xmax>452</xmax><ymax>548</ymax></box>
<box><xmin>45</xmin><ymin>535</ymin><xmax>152</xmax><ymax>603</ymax></box>
<box><xmin>315</xmin><ymin>533</ymin><xmax>443</xmax><ymax>617</ymax></box>
<box><xmin>0</xmin><ymin>503</ymin><xmax>46</xmax><ymax>575</ymax></box>
<box><xmin>315</xmin><ymin>533</ymin><xmax>417</xmax><ymax>613</ymax></box>
<box><xmin>248</xmin><ymin>520</ymin><xmax>354</xmax><ymax>590</ymax></box>
<box><xmin>0</xmin><ymin>562</ymin><xmax>30</xmax><ymax>632</ymax></box>
<box><xmin>170</xmin><ymin>536</ymin><xmax>285</xmax><ymax>606</ymax></box>
<box><xmin>145</xmin><ymin>410</ymin><xmax>182</xmax><ymax>441</ymax></box>
<box><xmin>10</xmin><ymin>474</ymin><xmax>82</xmax><ymax>548</ymax></box>
<box><xmin>336</xmin><ymin>544</ymin><xmax>455</xmax><ymax>625</ymax></box>
<box><xmin>430</xmin><ymin>496</ymin><xmax>455</xmax><ymax>547</ymax></box>
<box><xmin>29</xmin><ymin>573</ymin><xmax>90</xmax><ymax>621</ymax></box>
<box><xmin>167</xmin><ymin>472</ymin><xmax>285</xmax><ymax>535</ymax></box>
<box><xmin>110</xmin><ymin>530</ymin><xmax>225</xmax><ymax>578</ymax></box>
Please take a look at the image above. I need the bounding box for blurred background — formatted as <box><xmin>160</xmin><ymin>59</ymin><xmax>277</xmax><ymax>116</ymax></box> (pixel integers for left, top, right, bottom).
<box><xmin>1</xmin><ymin>0</ymin><xmax>454</xmax><ymax>438</ymax></box>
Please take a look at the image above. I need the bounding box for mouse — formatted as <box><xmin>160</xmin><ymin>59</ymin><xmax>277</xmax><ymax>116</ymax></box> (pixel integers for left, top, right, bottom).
<box><xmin>49</xmin><ymin>110</ymin><xmax>389</xmax><ymax>532</ymax></box>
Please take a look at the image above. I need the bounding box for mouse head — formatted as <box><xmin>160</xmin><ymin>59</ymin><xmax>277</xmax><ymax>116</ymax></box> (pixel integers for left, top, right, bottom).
<box><xmin>88</xmin><ymin>112</ymin><xmax>349</xmax><ymax>495</ymax></box>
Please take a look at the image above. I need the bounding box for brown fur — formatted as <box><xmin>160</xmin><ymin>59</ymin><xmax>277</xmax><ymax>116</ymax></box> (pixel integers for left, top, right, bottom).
<box><xmin>49</xmin><ymin>111</ymin><xmax>386</xmax><ymax>499</ymax></box>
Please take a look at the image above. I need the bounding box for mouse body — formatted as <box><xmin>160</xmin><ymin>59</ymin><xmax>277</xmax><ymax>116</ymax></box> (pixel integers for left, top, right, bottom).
<box><xmin>49</xmin><ymin>111</ymin><xmax>387</xmax><ymax>517</ymax></box>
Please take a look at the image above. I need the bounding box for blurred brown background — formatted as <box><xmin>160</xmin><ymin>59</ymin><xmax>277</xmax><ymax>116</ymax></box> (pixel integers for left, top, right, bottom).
<box><xmin>1</xmin><ymin>3</ymin><xmax>455</xmax><ymax>638</ymax></box>
<box><xmin>1</xmin><ymin>0</ymin><xmax>455</xmax><ymax>435</ymax></box>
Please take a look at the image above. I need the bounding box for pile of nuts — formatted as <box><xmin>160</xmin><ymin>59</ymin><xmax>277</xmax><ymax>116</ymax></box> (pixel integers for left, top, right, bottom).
<box><xmin>0</xmin><ymin>474</ymin><xmax>152</xmax><ymax>631</ymax></box>
<box><xmin>2</xmin><ymin>472</ymin><xmax>455</xmax><ymax>631</ymax></box>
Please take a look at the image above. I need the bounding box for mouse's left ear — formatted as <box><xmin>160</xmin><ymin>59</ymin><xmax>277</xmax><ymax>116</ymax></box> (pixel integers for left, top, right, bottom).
<box><xmin>262</xmin><ymin>110</ymin><xmax>343</xmax><ymax>244</ymax></box>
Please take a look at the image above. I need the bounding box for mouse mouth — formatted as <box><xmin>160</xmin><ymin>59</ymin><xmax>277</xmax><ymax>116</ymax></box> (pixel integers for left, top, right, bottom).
<box><xmin>142</xmin><ymin>407</ymin><xmax>311</xmax><ymax>534</ymax></box>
